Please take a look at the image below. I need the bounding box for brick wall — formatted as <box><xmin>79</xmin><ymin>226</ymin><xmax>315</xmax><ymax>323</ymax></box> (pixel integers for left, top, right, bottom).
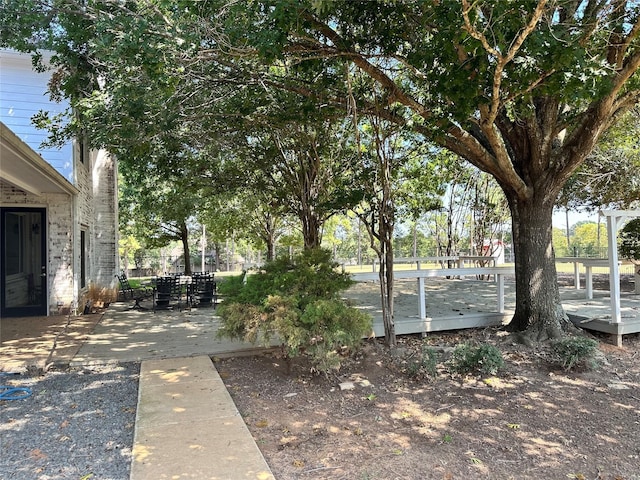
<box><xmin>1</xmin><ymin>151</ymin><xmax>118</xmax><ymax>314</ymax></box>
<box><xmin>74</xmin><ymin>144</ymin><xmax>119</xmax><ymax>300</ymax></box>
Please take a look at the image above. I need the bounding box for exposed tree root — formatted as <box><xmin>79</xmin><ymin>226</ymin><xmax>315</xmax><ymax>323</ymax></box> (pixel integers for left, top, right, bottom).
<box><xmin>508</xmin><ymin>306</ymin><xmax>581</xmax><ymax>346</ymax></box>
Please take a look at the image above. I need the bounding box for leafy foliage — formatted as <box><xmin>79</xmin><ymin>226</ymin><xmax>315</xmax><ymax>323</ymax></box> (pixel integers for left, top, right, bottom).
<box><xmin>405</xmin><ymin>345</ymin><xmax>439</xmax><ymax>379</ymax></box>
<box><xmin>5</xmin><ymin>1</ymin><xmax>640</xmax><ymax>338</ymax></box>
<box><xmin>216</xmin><ymin>248</ymin><xmax>372</xmax><ymax>372</ymax></box>
<box><xmin>249</xmin><ymin>117</ymin><xmax>364</xmax><ymax>249</ymax></box>
<box><xmin>450</xmin><ymin>343</ymin><xmax>505</xmax><ymax>376</ymax></box>
<box><xmin>619</xmin><ymin>218</ymin><xmax>640</xmax><ymax>263</ymax></box>
<box><xmin>558</xmin><ymin>109</ymin><xmax>640</xmax><ymax>212</ymax></box>
<box><xmin>571</xmin><ymin>222</ymin><xmax>607</xmax><ymax>258</ymax></box>
<box><xmin>551</xmin><ymin>337</ymin><xmax>600</xmax><ymax>371</ymax></box>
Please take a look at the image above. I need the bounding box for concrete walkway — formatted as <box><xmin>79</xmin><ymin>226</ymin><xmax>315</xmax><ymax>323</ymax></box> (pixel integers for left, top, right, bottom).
<box><xmin>77</xmin><ymin>303</ymin><xmax>276</xmax><ymax>479</ymax></box>
<box><xmin>0</xmin><ymin>302</ymin><xmax>276</xmax><ymax>480</ymax></box>
<box><xmin>3</xmin><ymin>281</ymin><xmax>638</xmax><ymax>480</ymax></box>
<box><xmin>130</xmin><ymin>355</ymin><xmax>274</xmax><ymax>480</ymax></box>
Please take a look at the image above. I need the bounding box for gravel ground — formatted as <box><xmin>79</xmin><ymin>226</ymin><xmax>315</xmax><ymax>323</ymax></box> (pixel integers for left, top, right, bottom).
<box><xmin>0</xmin><ymin>363</ymin><xmax>140</xmax><ymax>480</ymax></box>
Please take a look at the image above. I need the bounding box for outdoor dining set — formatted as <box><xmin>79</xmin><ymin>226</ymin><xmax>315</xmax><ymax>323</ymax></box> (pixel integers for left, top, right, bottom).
<box><xmin>116</xmin><ymin>271</ymin><xmax>217</xmax><ymax>312</ymax></box>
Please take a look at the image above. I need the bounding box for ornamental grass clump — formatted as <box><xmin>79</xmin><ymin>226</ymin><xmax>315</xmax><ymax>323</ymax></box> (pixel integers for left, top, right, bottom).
<box><xmin>216</xmin><ymin>248</ymin><xmax>372</xmax><ymax>373</ymax></box>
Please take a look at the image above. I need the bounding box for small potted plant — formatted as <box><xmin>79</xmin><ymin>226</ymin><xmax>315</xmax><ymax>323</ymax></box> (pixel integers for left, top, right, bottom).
<box><xmin>618</xmin><ymin>218</ymin><xmax>640</xmax><ymax>294</ymax></box>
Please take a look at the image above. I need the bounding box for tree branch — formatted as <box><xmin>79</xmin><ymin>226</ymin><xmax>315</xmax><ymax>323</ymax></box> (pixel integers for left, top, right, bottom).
<box><xmin>461</xmin><ymin>0</ymin><xmax>549</xmax><ymax>123</ymax></box>
<box><xmin>443</xmin><ymin>124</ymin><xmax>532</xmax><ymax>200</ymax></box>
<box><xmin>302</xmin><ymin>14</ymin><xmax>430</xmax><ymax>118</ymax></box>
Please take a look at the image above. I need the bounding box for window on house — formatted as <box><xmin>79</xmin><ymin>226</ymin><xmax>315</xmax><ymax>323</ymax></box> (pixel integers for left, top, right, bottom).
<box><xmin>5</xmin><ymin>213</ymin><xmax>24</xmax><ymax>276</ymax></box>
<box><xmin>78</xmin><ymin>137</ymin><xmax>86</xmax><ymax>165</ymax></box>
<box><xmin>80</xmin><ymin>229</ymin><xmax>87</xmax><ymax>288</ymax></box>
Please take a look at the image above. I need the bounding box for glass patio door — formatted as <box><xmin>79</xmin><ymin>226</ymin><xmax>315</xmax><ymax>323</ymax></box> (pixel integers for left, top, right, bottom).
<box><xmin>1</xmin><ymin>208</ymin><xmax>47</xmax><ymax>316</ymax></box>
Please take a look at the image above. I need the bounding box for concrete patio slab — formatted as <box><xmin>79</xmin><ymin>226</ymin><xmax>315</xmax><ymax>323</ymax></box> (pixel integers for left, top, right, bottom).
<box><xmin>0</xmin><ymin>313</ymin><xmax>102</xmax><ymax>372</ymax></box>
<box><xmin>70</xmin><ymin>303</ymin><xmax>273</xmax><ymax>366</ymax></box>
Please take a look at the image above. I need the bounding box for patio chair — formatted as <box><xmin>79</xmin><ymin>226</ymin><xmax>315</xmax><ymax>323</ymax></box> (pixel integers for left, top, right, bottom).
<box><xmin>116</xmin><ymin>271</ymin><xmax>153</xmax><ymax>310</ymax></box>
<box><xmin>191</xmin><ymin>273</ymin><xmax>217</xmax><ymax>307</ymax></box>
<box><xmin>153</xmin><ymin>276</ymin><xmax>183</xmax><ymax>312</ymax></box>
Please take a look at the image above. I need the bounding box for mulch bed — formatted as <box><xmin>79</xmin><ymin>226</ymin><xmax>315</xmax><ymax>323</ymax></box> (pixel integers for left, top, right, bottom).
<box><xmin>216</xmin><ymin>274</ymin><xmax>639</xmax><ymax>480</ymax></box>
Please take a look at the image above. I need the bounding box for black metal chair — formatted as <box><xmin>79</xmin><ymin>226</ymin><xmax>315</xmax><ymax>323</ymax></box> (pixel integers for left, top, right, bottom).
<box><xmin>116</xmin><ymin>271</ymin><xmax>153</xmax><ymax>310</ymax></box>
<box><xmin>153</xmin><ymin>276</ymin><xmax>183</xmax><ymax>311</ymax></box>
<box><xmin>191</xmin><ymin>273</ymin><xmax>216</xmax><ymax>307</ymax></box>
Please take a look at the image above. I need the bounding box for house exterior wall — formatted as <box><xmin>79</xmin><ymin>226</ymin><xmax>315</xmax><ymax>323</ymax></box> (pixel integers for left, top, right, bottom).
<box><xmin>74</xmin><ymin>141</ymin><xmax>93</xmax><ymax>295</ymax></box>
<box><xmin>92</xmin><ymin>150</ymin><xmax>118</xmax><ymax>287</ymax></box>
<box><xmin>73</xmin><ymin>144</ymin><xmax>119</xmax><ymax>290</ymax></box>
<box><xmin>0</xmin><ymin>49</ymin><xmax>118</xmax><ymax>315</ymax></box>
<box><xmin>0</xmin><ymin>183</ymin><xmax>75</xmax><ymax>313</ymax></box>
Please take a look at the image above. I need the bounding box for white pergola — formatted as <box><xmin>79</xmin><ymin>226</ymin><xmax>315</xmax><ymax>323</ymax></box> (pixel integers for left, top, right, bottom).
<box><xmin>601</xmin><ymin>210</ymin><xmax>640</xmax><ymax>324</ymax></box>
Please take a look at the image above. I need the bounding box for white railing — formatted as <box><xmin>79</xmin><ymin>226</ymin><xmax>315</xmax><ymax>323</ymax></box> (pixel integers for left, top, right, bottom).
<box><xmin>555</xmin><ymin>257</ymin><xmax>635</xmax><ymax>299</ymax></box>
<box><xmin>363</xmin><ymin>255</ymin><xmax>499</xmax><ymax>273</ymax></box>
<box><xmin>352</xmin><ymin>266</ymin><xmax>515</xmax><ymax>323</ymax></box>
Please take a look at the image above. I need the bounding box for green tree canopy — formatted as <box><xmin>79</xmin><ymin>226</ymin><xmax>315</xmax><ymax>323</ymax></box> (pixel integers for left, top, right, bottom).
<box><xmin>619</xmin><ymin>218</ymin><xmax>640</xmax><ymax>262</ymax></box>
<box><xmin>199</xmin><ymin>0</ymin><xmax>640</xmax><ymax>340</ymax></box>
<box><xmin>559</xmin><ymin>109</ymin><xmax>640</xmax><ymax>211</ymax></box>
<box><xmin>5</xmin><ymin>1</ymin><xmax>640</xmax><ymax>341</ymax></box>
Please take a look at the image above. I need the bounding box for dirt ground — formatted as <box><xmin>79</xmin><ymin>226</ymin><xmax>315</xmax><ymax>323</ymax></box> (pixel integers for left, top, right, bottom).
<box><xmin>215</xmin><ymin>275</ymin><xmax>640</xmax><ymax>480</ymax></box>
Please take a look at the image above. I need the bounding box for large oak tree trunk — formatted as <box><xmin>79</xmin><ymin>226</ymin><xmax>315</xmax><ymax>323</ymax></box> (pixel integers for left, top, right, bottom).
<box><xmin>180</xmin><ymin>220</ymin><xmax>192</xmax><ymax>275</ymax></box>
<box><xmin>505</xmin><ymin>193</ymin><xmax>574</xmax><ymax>340</ymax></box>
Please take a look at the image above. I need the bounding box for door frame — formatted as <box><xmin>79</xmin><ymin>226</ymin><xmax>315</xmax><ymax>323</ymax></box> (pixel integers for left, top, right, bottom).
<box><xmin>1</xmin><ymin>207</ymin><xmax>48</xmax><ymax>317</ymax></box>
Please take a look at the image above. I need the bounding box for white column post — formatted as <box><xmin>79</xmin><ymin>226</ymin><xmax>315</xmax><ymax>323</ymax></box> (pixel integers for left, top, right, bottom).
<box><xmin>497</xmin><ymin>273</ymin><xmax>505</xmax><ymax>313</ymax></box>
<box><xmin>585</xmin><ymin>265</ymin><xmax>594</xmax><ymax>300</ymax></box>
<box><xmin>418</xmin><ymin>277</ymin><xmax>426</xmax><ymax>320</ymax></box>
<box><xmin>607</xmin><ymin>214</ymin><xmax>621</xmax><ymax>324</ymax></box>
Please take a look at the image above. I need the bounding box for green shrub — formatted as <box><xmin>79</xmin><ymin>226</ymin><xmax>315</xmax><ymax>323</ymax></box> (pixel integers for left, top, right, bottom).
<box><xmin>450</xmin><ymin>342</ymin><xmax>504</xmax><ymax>376</ymax></box>
<box><xmin>551</xmin><ymin>336</ymin><xmax>599</xmax><ymax>371</ymax></box>
<box><xmin>216</xmin><ymin>274</ymin><xmax>246</xmax><ymax>302</ymax></box>
<box><xmin>217</xmin><ymin>248</ymin><xmax>372</xmax><ymax>372</ymax></box>
<box><xmin>619</xmin><ymin>218</ymin><xmax>640</xmax><ymax>263</ymax></box>
<box><xmin>406</xmin><ymin>346</ymin><xmax>439</xmax><ymax>379</ymax></box>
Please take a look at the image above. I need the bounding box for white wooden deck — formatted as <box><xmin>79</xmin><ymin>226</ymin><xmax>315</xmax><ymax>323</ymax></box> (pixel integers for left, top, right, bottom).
<box><xmin>348</xmin><ymin>268</ymin><xmax>640</xmax><ymax>345</ymax></box>
<box><xmin>562</xmin><ymin>288</ymin><xmax>640</xmax><ymax>346</ymax></box>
